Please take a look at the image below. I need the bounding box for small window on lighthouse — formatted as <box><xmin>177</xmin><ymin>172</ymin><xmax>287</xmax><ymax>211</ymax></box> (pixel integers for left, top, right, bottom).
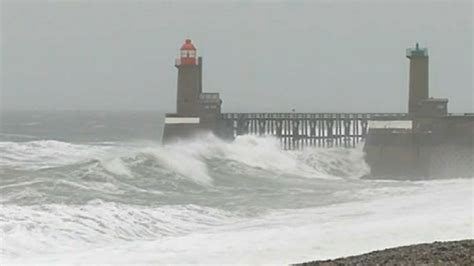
<box><xmin>189</xmin><ymin>50</ymin><xmax>196</xmax><ymax>57</ymax></box>
<box><xmin>181</xmin><ymin>50</ymin><xmax>188</xmax><ymax>58</ymax></box>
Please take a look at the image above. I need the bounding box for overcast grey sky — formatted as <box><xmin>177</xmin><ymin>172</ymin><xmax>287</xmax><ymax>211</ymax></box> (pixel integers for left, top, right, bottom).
<box><xmin>1</xmin><ymin>0</ymin><xmax>472</xmax><ymax>113</ymax></box>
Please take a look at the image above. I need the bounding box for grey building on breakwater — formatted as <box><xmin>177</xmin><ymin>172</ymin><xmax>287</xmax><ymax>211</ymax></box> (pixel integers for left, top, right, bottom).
<box><xmin>162</xmin><ymin>40</ymin><xmax>473</xmax><ymax>178</ymax></box>
<box><xmin>363</xmin><ymin>44</ymin><xmax>473</xmax><ymax>178</ymax></box>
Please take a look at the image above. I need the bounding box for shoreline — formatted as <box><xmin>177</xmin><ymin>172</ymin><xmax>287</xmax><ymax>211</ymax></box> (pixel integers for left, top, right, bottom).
<box><xmin>295</xmin><ymin>239</ymin><xmax>473</xmax><ymax>266</ymax></box>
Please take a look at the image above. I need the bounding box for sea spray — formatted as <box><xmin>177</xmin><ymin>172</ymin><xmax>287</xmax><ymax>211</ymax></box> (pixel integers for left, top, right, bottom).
<box><xmin>0</xmin><ymin>134</ymin><xmax>370</xmax><ymax>184</ymax></box>
<box><xmin>1</xmin><ymin>134</ymin><xmax>472</xmax><ymax>264</ymax></box>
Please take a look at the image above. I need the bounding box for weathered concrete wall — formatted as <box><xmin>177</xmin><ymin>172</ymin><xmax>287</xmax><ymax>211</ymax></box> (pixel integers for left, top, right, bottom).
<box><xmin>161</xmin><ymin>122</ymin><xmax>206</xmax><ymax>144</ymax></box>
<box><xmin>364</xmin><ymin>116</ymin><xmax>474</xmax><ymax>179</ymax></box>
<box><xmin>426</xmin><ymin>145</ymin><xmax>473</xmax><ymax>178</ymax></box>
<box><xmin>364</xmin><ymin>130</ymin><xmax>423</xmax><ymax>177</ymax></box>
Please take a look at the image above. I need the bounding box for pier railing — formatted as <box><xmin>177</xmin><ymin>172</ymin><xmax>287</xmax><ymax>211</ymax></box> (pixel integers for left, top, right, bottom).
<box><xmin>220</xmin><ymin>113</ymin><xmax>408</xmax><ymax>149</ymax></box>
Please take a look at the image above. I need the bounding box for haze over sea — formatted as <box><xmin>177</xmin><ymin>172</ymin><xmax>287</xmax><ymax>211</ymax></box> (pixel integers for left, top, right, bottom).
<box><xmin>1</xmin><ymin>111</ymin><xmax>472</xmax><ymax>265</ymax></box>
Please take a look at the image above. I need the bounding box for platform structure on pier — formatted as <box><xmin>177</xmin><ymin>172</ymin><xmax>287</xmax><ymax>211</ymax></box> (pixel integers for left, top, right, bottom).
<box><xmin>220</xmin><ymin>113</ymin><xmax>408</xmax><ymax>149</ymax></box>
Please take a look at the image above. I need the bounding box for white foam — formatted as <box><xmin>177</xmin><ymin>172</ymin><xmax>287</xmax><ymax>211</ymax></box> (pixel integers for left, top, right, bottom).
<box><xmin>100</xmin><ymin>157</ymin><xmax>132</xmax><ymax>177</ymax></box>
<box><xmin>142</xmin><ymin>142</ymin><xmax>213</xmax><ymax>186</ymax></box>
<box><xmin>0</xmin><ymin>203</ymin><xmax>237</xmax><ymax>260</ymax></box>
<box><xmin>2</xmin><ymin>179</ymin><xmax>472</xmax><ymax>265</ymax></box>
<box><xmin>0</xmin><ymin>140</ymin><xmax>109</xmax><ymax>170</ymax></box>
<box><xmin>211</xmin><ymin>134</ymin><xmax>368</xmax><ymax>179</ymax></box>
<box><xmin>131</xmin><ymin>179</ymin><xmax>471</xmax><ymax>265</ymax></box>
<box><xmin>0</xmin><ymin>135</ymin><xmax>369</xmax><ymax>185</ymax></box>
<box><xmin>140</xmin><ymin>134</ymin><xmax>369</xmax><ymax>183</ymax></box>
<box><xmin>298</xmin><ymin>144</ymin><xmax>370</xmax><ymax>179</ymax></box>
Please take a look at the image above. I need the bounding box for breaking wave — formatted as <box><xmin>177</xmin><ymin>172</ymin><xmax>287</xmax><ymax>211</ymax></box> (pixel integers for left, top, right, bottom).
<box><xmin>0</xmin><ymin>134</ymin><xmax>369</xmax><ymax>186</ymax></box>
<box><xmin>1</xmin><ymin>134</ymin><xmax>472</xmax><ymax>264</ymax></box>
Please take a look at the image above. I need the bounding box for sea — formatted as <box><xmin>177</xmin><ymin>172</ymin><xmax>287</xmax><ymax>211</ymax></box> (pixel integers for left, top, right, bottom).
<box><xmin>0</xmin><ymin>111</ymin><xmax>472</xmax><ymax>265</ymax></box>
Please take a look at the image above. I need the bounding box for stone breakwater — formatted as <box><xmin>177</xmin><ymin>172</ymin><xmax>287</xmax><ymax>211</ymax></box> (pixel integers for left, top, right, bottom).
<box><xmin>295</xmin><ymin>239</ymin><xmax>473</xmax><ymax>266</ymax></box>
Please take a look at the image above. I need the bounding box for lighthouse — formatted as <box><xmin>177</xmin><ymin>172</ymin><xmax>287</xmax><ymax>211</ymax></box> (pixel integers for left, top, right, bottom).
<box><xmin>406</xmin><ymin>43</ymin><xmax>429</xmax><ymax>115</ymax></box>
<box><xmin>406</xmin><ymin>43</ymin><xmax>448</xmax><ymax>117</ymax></box>
<box><xmin>175</xmin><ymin>39</ymin><xmax>202</xmax><ymax>115</ymax></box>
<box><xmin>162</xmin><ymin>39</ymin><xmax>224</xmax><ymax>143</ymax></box>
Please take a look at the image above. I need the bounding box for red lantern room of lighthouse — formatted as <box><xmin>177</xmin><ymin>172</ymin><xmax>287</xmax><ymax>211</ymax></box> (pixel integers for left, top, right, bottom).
<box><xmin>179</xmin><ymin>39</ymin><xmax>197</xmax><ymax>65</ymax></box>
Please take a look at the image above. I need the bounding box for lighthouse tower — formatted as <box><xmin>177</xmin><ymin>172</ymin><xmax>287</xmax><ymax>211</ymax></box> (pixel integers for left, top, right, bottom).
<box><xmin>406</xmin><ymin>43</ymin><xmax>429</xmax><ymax>115</ymax></box>
<box><xmin>175</xmin><ymin>39</ymin><xmax>202</xmax><ymax>115</ymax></box>
<box><xmin>162</xmin><ymin>39</ymin><xmax>224</xmax><ymax>144</ymax></box>
<box><xmin>406</xmin><ymin>43</ymin><xmax>448</xmax><ymax>117</ymax></box>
